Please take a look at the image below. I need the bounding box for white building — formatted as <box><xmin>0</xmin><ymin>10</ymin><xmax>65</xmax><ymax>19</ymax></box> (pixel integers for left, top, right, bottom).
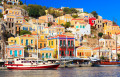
<box><xmin>75</xmin><ymin>8</ymin><xmax>83</xmax><ymax>13</ymax></box>
<box><xmin>67</xmin><ymin>23</ymin><xmax>91</xmax><ymax>40</ymax></box>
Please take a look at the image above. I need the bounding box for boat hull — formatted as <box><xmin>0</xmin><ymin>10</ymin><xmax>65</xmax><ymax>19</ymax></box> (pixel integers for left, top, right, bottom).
<box><xmin>92</xmin><ymin>64</ymin><xmax>120</xmax><ymax>67</ymax></box>
<box><xmin>7</xmin><ymin>64</ymin><xmax>60</xmax><ymax>70</ymax></box>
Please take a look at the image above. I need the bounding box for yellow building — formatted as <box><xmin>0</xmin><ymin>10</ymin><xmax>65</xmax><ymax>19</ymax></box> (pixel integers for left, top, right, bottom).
<box><xmin>104</xmin><ymin>25</ymin><xmax>120</xmax><ymax>36</ymax></box>
<box><xmin>76</xmin><ymin>46</ymin><xmax>92</xmax><ymax>58</ymax></box>
<box><xmin>35</xmin><ymin>35</ymin><xmax>47</xmax><ymax>49</ymax></box>
<box><xmin>55</xmin><ymin>14</ymin><xmax>73</xmax><ymax>25</ymax></box>
<box><xmin>40</xmin><ymin>47</ymin><xmax>54</xmax><ymax>60</ymax></box>
<box><xmin>8</xmin><ymin>34</ymin><xmax>35</xmax><ymax>48</ymax></box>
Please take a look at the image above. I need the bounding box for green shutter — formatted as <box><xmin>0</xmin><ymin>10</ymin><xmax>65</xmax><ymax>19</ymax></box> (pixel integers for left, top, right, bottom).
<box><xmin>68</xmin><ymin>41</ymin><xmax>70</xmax><ymax>46</ymax></box>
<box><xmin>60</xmin><ymin>40</ymin><xmax>62</xmax><ymax>46</ymax></box>
<box><xmin>49</xmin><ymin>41</ymin><xmax>50</xmax><ymax>46</ymax></box>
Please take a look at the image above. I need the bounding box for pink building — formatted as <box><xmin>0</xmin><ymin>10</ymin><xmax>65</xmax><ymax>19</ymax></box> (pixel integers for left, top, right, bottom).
<box><xmin>6</xmin><ymin>44</ymin><xmax>24</xmax><ymax>59</ymax></box>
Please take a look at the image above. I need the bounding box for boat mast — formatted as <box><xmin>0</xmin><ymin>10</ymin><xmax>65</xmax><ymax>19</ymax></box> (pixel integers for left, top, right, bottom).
<box><xmin>115</xmin><ymin>19</ymin><xmax>117</xmax><ymax>61</ymax></box>
<box><xmin>37</xmin><ymin>21</ymin><xmax>39</xmax><ymax>64</ymax></box>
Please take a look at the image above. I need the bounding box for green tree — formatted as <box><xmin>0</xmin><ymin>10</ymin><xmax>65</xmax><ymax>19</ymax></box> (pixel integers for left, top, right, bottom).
<box><xmin>20</xmin><ymin>30</ymin><xmax>31</xmax><ymax>36</ymax></box>
<box><xmin>98</xmin><ymin>32</ymin><xmax>103</xmax><ymax>38</ymax></box>
<box><xmin>64</xmin><ymin>22</ymin><xmax>71</xmax><ymax>28</ymax></box>
<box><xmin>63</xmin><ymin>8</ymin><xmax>78</xmax><ymax>14</ymax></box>
<box><xmin>47</xmin><ymin>7</ymin><xmax>62</xmax><ymax>18</ymax></box>
<box><xmin>0</xmin><ymin>13</ymin><xmax>3</xmax><ymax>18</ymax></box>
<box><xmin>19</xmin><ymin>0</ymin><xmax>23</xmax><ymax>5</ymax></box>
<box><xmin>27</xmin><ymin>4</ymin><xmax>46</xmax><ymax>18</ymax></box>
<box><xmin>70</xmin><ymin>8</ymin><xmax>78</xmax><ymax>13</ymax></box>
<box><xmin>63</xmin><ymin>8</ymin><xmax>71</xmax><ymax>14</ymax></box>
<box><xmin>117</xmin><ymin>54</ymin><xmax>120</xmax><ymax>60</ymax></box>
<box><xmin>91</xmin><ymin>11</ymin><xmax>98</xmax><ymax>19</ymax></box>
<box><xmin>48</xmin><ymin>22</ymin><xmax>52</xmax><ymax>27</ymax></box>
<box><xmin>72</xmin><ymin>15</ymin><xmax>78</xmax><ymax>18</ymax></box>
<box><xmin>100</xmin><ymin>56</ymin><xmax>105</xmax><ymax>60</ymax></box>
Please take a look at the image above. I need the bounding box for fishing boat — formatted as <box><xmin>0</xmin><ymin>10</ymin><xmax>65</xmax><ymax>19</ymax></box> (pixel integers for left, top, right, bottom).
<box><xmin>92</xmin><ymin>60</ymin><xmax>120</xmax><ymax>67</ymax></box>
<box><xmin>5</xmin><ymin>58</ymin><xmax>60</xmax><ymax>70</ymax></box>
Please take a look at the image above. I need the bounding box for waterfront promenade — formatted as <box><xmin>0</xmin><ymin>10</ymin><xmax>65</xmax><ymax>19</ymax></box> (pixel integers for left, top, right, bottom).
<box><xmin>0</xmin><ymin>67</ymin><xmax>120</xmax><ymax>77</ymax></box>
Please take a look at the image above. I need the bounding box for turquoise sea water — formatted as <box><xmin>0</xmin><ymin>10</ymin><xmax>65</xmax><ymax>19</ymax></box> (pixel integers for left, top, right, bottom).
<box><xmin>0</xmin><ymin>67</ymin><xmax>120</xmax><ymax>77</ymax></box>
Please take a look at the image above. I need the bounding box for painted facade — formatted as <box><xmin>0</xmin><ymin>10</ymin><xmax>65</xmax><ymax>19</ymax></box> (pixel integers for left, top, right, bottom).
<box><xmin>4</xmin><ymin>8</ymin><xmax>23</xmax><ymax>36</ymax></box>
<box><xmin>99</xmin><ymin>38</ymin><xmax>116</xmax><ymax>50</ymax></box>
<box><xmin>55</xmin><ymin>14</ymin><xmax>73</xmax><ymax>25</ymax></box>
<box><xmin>89</xmin><ymin>17</ymin><xmax>96</xmax><ymax>26</ymax></box>
<box><xmin>104</xmin><ymin>25</ymin><xmax>120</xmax><ymax>36</ymax></box>
<box><xmin>40</xmin><ymin>47</ymin><xmax>54</xmax><ymax>59</ymax></box>
<box><xmin>48</xmin><ymin>25</ymin><xmax>65</xmax><ymax>36</ymax></box>
<box><xmin>6</xmin><ymin>44</ymin><xmax>24</xmax><ymax>59</ymax></box>
<box><xmin>21</xmin><ymin>22</ymin><xmax>32</xmax><ymax>31</ymax></box>
<box><xmin>76</xmin><ymin>46</ymin><xmax>92</xmax><ymax>58</ymax></box>
<box><xmin>39</xmin><ymin>14</ymin><xmax>53</xmax><ymax>23</ymax></box>
<box><xmin>8</xmin><ymin>34</ymin><xmax>35</xmax><ymax>49</ymax></box>
<box><xmin>35</xmin><ymin>35</ymin><xmax>47</xmax><ymax>49</ymax></box>
<box><xmin>48</xmin><ymin>35</ymin><xmax>75</xmax><ymax>58</ymax></box>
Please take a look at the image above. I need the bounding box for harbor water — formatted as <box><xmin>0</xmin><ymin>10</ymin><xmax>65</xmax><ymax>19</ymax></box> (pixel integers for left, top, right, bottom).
<box><xmin>0</xmin><ymin>67</ymin><xmax>120</xmax><ymax>77</ymax></box>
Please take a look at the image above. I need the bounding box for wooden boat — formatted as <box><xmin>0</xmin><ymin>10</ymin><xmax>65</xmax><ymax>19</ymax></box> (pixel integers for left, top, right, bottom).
<box><xmin>92</xmin><ymin>60</ymin><xmax>120</xmax><ymax>67</ymax></box>
<box><xmin>5</xmin><ymin>58</ymin><xmax>60</xmax><ymax>70</ymax></box>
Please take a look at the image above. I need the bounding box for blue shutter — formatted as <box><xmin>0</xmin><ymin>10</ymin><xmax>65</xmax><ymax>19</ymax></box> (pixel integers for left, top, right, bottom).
<box><xmin>29</xmin><ymin>27</ymin><xmax>32</xmax><ymax>31</ymax></box>
<box><xmin>31</xmin><ymin>40</ymin><xmax>33</xmax><ymax>44</ymax></box>
<box><xmin>42</xmin><ymin>53</ymin><xmax>44</xmax><ymax>58</ymax></box>
<box><xmin>19</xmin><ymin>50</ymin><xmax>22</xmax><ymax>55</ymax></box>
<box><xmin>26</xmin><ymin>27</ymin><xmax>28</xmax><ymax>31</ymax></box>
<box><xmin>26</xmin><ymin>39</ymin><xmax>28</xmax><ymax>45</ymax></box>
<box><xmin>21</xmin><ymin>39</ymin><xmax>23</xmax><ymax>43</ymax></box>
<box><xmin>14</xmin><ymin>50</ymin><xmax>17</xmax><ymax>57</ymax></box>
<box><xmin>10</xmin><ymin>50</ymin><xmax>12</xmax><ymax>55</ymax></box>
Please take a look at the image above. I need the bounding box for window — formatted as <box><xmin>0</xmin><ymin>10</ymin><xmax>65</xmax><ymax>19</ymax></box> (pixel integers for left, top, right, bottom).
<box><xmin>29</xmin><ymin>27</ymin><xmax>32</xmax><ymax>31</ymax></box>
<box><xmin>46</xmin><ymin>53</ymin><xmax>48</xmax><ymax>58</ymax></box>
<box><xmin>68</xmin><ymin>40</ymin><xmax>70</xmax><ymax>46</ymax></box>
<box><xmin>49</xmin><ymin>53</ymin><xmax>51</xmax><ymax>58</ymax></box>
<box><xmin>60</xmin><ymin>32</ymin><xmax>62</xmax><ymax>34</ymax></box>
<box><xmin>19</xmin><ymin>50</ymin><xmax>22</xmax><ymax>55</ymax></box>
<box><xmin>80</xmin><ymin>52</ymin><xmax>81</xmax><ymax>56</ymax></box>
<box><xmin>42</xmin><ymin>53</ymin><xmax>44</xmax><ymax>58</ymax></box>
<box><xmin>83</xmin><ymin>26</ymin><xmax>85</xmax><ymax>28</ymax></box>
<box><xmin>76</xmin><ymin>26</ymin><xmax>79</xmax><ymax>29</ymax></box>
<box><xmin>49</xmin><ymin>41</ymin><xmax>50</xmax><ymax>46</ymax></box>
<box><xmin>59</xmin><ymin>51</ymin><xmax>61</xmax><ymax>54</ymax></box>
<box><xmin>44</xmin><ymin>43</ymin><xmax>46</xmax><ymax>47</ymax></box>
<box><xmin>63</xmin><ymin>40</ymin><xmax>66</xmax><ymax>46</ymax></box>
<box><xmin>15</xmin><ymin>40</ymin><xmax>16</xmax><ymax>44</ymax></box>
<box><xmin>11</xmin><ymin>40</ymin><xmax>13</xmax><ymax>42</ymax></box>
<box><xmin>80</xmin><ymin>25</ymin><xmax>82</xmax><ymax>28</ymax></box>
<box><xmin>10</xmin><ymin>50</ymin><xmax>12</xmax><ymax>55</ymax></box>
<box><xmin>71</xmin><ymin>41</ymin><xmax>73</xmax><ymax>46</ymax></box>
<box><xmin>40</xmin><ymin>43</ymin><xmax>42</xmax><ymax>48</ymax></box>
<box><xmin>26</xmin><ymin>39</ymin><xmax>28</xmax><ymax>45</ymax></box>
<box><xmin>60</xmin><ymin>40</ymin><xmax>62</xmax><ymax>46</ymax></box>
<box><xmin>51</xmin><ymin>41</ymin><xmax>53</xmax><ymax>46</ymax></box>
<box><xmin>31</xmin><ymin>40</ymin><xmax>33</xmax><ymax>44</ymax></box>
<box><xmin>21</xmin><ymin>39</ymin><xmax>23</xmax><ymax>43</ymax></box>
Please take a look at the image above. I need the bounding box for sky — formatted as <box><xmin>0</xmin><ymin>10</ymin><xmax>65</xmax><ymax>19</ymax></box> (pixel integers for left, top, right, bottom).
<box><xmin>21</xmin><ymin>0</ymin><xmax>120</xmax><ymax>25</ymax></box>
